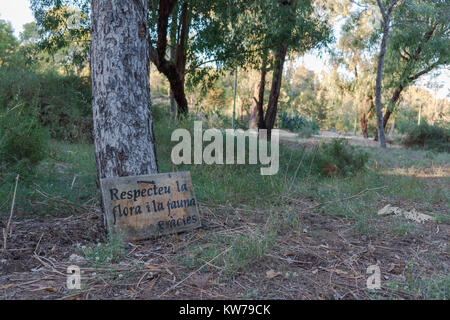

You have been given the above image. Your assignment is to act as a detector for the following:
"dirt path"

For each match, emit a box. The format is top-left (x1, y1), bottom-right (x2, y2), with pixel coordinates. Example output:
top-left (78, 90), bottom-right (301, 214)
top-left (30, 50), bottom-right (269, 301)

top-left (278, 129), bottom-right (401, 148)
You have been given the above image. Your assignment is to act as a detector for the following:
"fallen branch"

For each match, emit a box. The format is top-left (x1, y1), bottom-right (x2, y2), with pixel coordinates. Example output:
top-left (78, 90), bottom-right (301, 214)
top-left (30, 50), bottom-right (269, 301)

top-left (285, 186), bottom-right (387, 211)
top-left (3, 174), bottom-right (19, 255)
top-left (316, 186), bottom-right (387, 208)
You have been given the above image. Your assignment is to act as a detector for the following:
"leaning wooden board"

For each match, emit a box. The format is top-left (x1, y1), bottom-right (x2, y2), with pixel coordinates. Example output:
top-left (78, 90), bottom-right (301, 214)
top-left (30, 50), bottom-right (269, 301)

top-left (100, 171), bottom-right (201, 240)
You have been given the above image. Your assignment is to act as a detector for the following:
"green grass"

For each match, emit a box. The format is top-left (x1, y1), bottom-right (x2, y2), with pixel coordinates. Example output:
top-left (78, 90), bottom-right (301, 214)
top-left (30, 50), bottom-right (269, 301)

top-left (384, 266), bottom-right (450, 300)
top-left (81, 232), bottom-right (127, 266)
top-left (0, 140), bottom-right (97, 217)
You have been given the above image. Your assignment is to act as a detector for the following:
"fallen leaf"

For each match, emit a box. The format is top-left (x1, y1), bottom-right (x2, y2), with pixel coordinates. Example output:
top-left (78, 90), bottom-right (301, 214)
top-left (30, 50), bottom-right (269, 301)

top-left (388, 263), bottom-right (395, 272)
top-left (145, 265), bottom-right (162, 271)
top-left (194, 232), bottom-right (204, 239)
top-left (29, 287), bottom-right (57, 293)
top-left (191, 273), bottom-right (213, 288)
top-left (265, 269), bottom-right (282, 279)
top-left (332, 269), bottom-right (348, 275)
top-left (0, 283), bottom-right (15, 290)
top-left (147, 277), bottom-right (158, 291)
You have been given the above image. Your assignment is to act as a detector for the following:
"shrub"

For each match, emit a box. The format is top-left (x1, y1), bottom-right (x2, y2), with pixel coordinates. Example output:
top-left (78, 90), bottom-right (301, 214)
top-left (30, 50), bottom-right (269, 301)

top-left (402, 121), bottom-right (449, 153)
top-left (278, 112), bottom-right (319, 137)
top-left (0, 67), bottom-right (92, 143)
top-left (0, 104), bottom-right (49, 165)
top-left (313, 139), bottom-right (369, 177)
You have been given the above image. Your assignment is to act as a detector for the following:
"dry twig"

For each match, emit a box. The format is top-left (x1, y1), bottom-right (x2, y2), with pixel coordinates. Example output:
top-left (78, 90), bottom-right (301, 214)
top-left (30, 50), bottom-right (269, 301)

top-left (2, 174), bottom-right (19, 255)
top-left (158, 246), bottom-right (232, 297)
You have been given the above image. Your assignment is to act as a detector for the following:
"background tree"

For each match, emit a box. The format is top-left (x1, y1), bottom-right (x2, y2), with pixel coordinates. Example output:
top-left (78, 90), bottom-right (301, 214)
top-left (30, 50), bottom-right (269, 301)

top-left (229, 0), bottom-right (331, 135)
top-left (381, 0), bottom-right (450, 131)
top-left (374, 0), bottom-right (401, 148)
top-left (0, 19), bottom-right (18, 66)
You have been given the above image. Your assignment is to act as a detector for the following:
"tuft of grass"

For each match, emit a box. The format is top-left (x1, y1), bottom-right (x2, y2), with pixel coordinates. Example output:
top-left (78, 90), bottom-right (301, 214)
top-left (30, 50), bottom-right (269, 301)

top-left (81, 232), bottom-right (126, 266)
top-left (224, 231), bottom-right (276, 274)
top-left (434, 213), bottom-right (450, 224)
top-left (387, 220), bottom-right (420, 237)
top-left (385, 274), bottom-right (450, 300)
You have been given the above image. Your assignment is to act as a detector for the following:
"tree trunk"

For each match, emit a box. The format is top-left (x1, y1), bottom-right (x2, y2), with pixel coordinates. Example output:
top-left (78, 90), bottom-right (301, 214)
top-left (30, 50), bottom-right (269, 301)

top-left (249, 84), bottom-right (259, 129)
top-left (388, 118), bottom-right (395, 137)
top-left (169, 2), bottom-right (178, 118)
top-left (360, 96), bottom-right (373, 139)
top-left (383, 84), bottom-right (403, 130)
top-left (162, 64), bottom-right (189, 114)
top-left (257, 54), bottom-right (268, 130)
top-left (176, 2), bottom-right (189, 81)
top-left (90, 0), bottom-right (158, 182)
top-left (265, 43), bottom-right (288, 136)
top-left (151, 0), bottom-right (189, 115)
top-left (374, 18), bottom-right (390, 148)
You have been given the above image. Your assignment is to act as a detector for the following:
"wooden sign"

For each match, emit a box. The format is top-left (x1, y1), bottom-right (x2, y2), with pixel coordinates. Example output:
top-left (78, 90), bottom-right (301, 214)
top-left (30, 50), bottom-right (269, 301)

top-left (100, 171), bottom-right (201, 240)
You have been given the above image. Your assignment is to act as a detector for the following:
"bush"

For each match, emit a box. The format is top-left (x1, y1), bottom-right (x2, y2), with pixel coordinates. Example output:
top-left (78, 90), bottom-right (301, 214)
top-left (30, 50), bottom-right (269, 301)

top-left (0, 67), bottom-right (92, 143)
top-left (402, 121), bottom-right (449, 153)
top-left (278, 112), bottom-right (319, 137)
top-left (0, 104), bottom-right (49, 175)
top-left (313, 139), bottom-right (369, 177)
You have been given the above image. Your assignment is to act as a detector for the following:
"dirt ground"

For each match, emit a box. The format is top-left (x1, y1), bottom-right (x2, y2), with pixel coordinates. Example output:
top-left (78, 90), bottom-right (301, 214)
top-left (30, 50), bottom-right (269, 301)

top-left (0, 198), bottom-right (448, 300)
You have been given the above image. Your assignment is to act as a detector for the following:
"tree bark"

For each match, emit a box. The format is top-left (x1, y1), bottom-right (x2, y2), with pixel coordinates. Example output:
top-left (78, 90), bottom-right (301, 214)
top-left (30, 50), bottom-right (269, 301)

top-left (176, 2), bottom-right (189, 81)
top-left (256, 54), bottom-right (268, 130)
top-left (382, 85), bottom-right (402, 130)
top-left (360, 95), bottom-right (374, 138)
top-left (374, 0), bottom-right (397, 148)
top-left (90, 0), bottom-right (158, 181)
top-left (388, 118), bottom-right (395, 137)
top-left (265, 43), bottom-right (288, 136)
top-left (169, 2), bottom-right (178, 118)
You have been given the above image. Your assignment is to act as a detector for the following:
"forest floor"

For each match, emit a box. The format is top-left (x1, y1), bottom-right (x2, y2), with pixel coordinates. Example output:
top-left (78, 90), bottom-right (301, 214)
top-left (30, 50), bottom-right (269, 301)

top-left (0, 120), bottom-right (449, 300)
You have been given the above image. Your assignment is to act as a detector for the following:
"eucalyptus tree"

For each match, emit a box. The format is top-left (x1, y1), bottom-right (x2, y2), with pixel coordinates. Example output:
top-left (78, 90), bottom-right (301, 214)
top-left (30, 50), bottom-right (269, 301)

top-left (90, 0), bottom-right (158, 181)
top-left (330, 6), bottom-right (378, 138)
top-left (331, 0), bottom-right (449, 145)
top-left (0, 19), bottom-right (18, 66)
top-left (374, 0), bottom-right (402, 148)
top-left (381, 0), bottom-right (450, 131)
top-left (30, 0), bottom-right (91, 74)
top-left (221, 0), bottom-right (331, 135)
